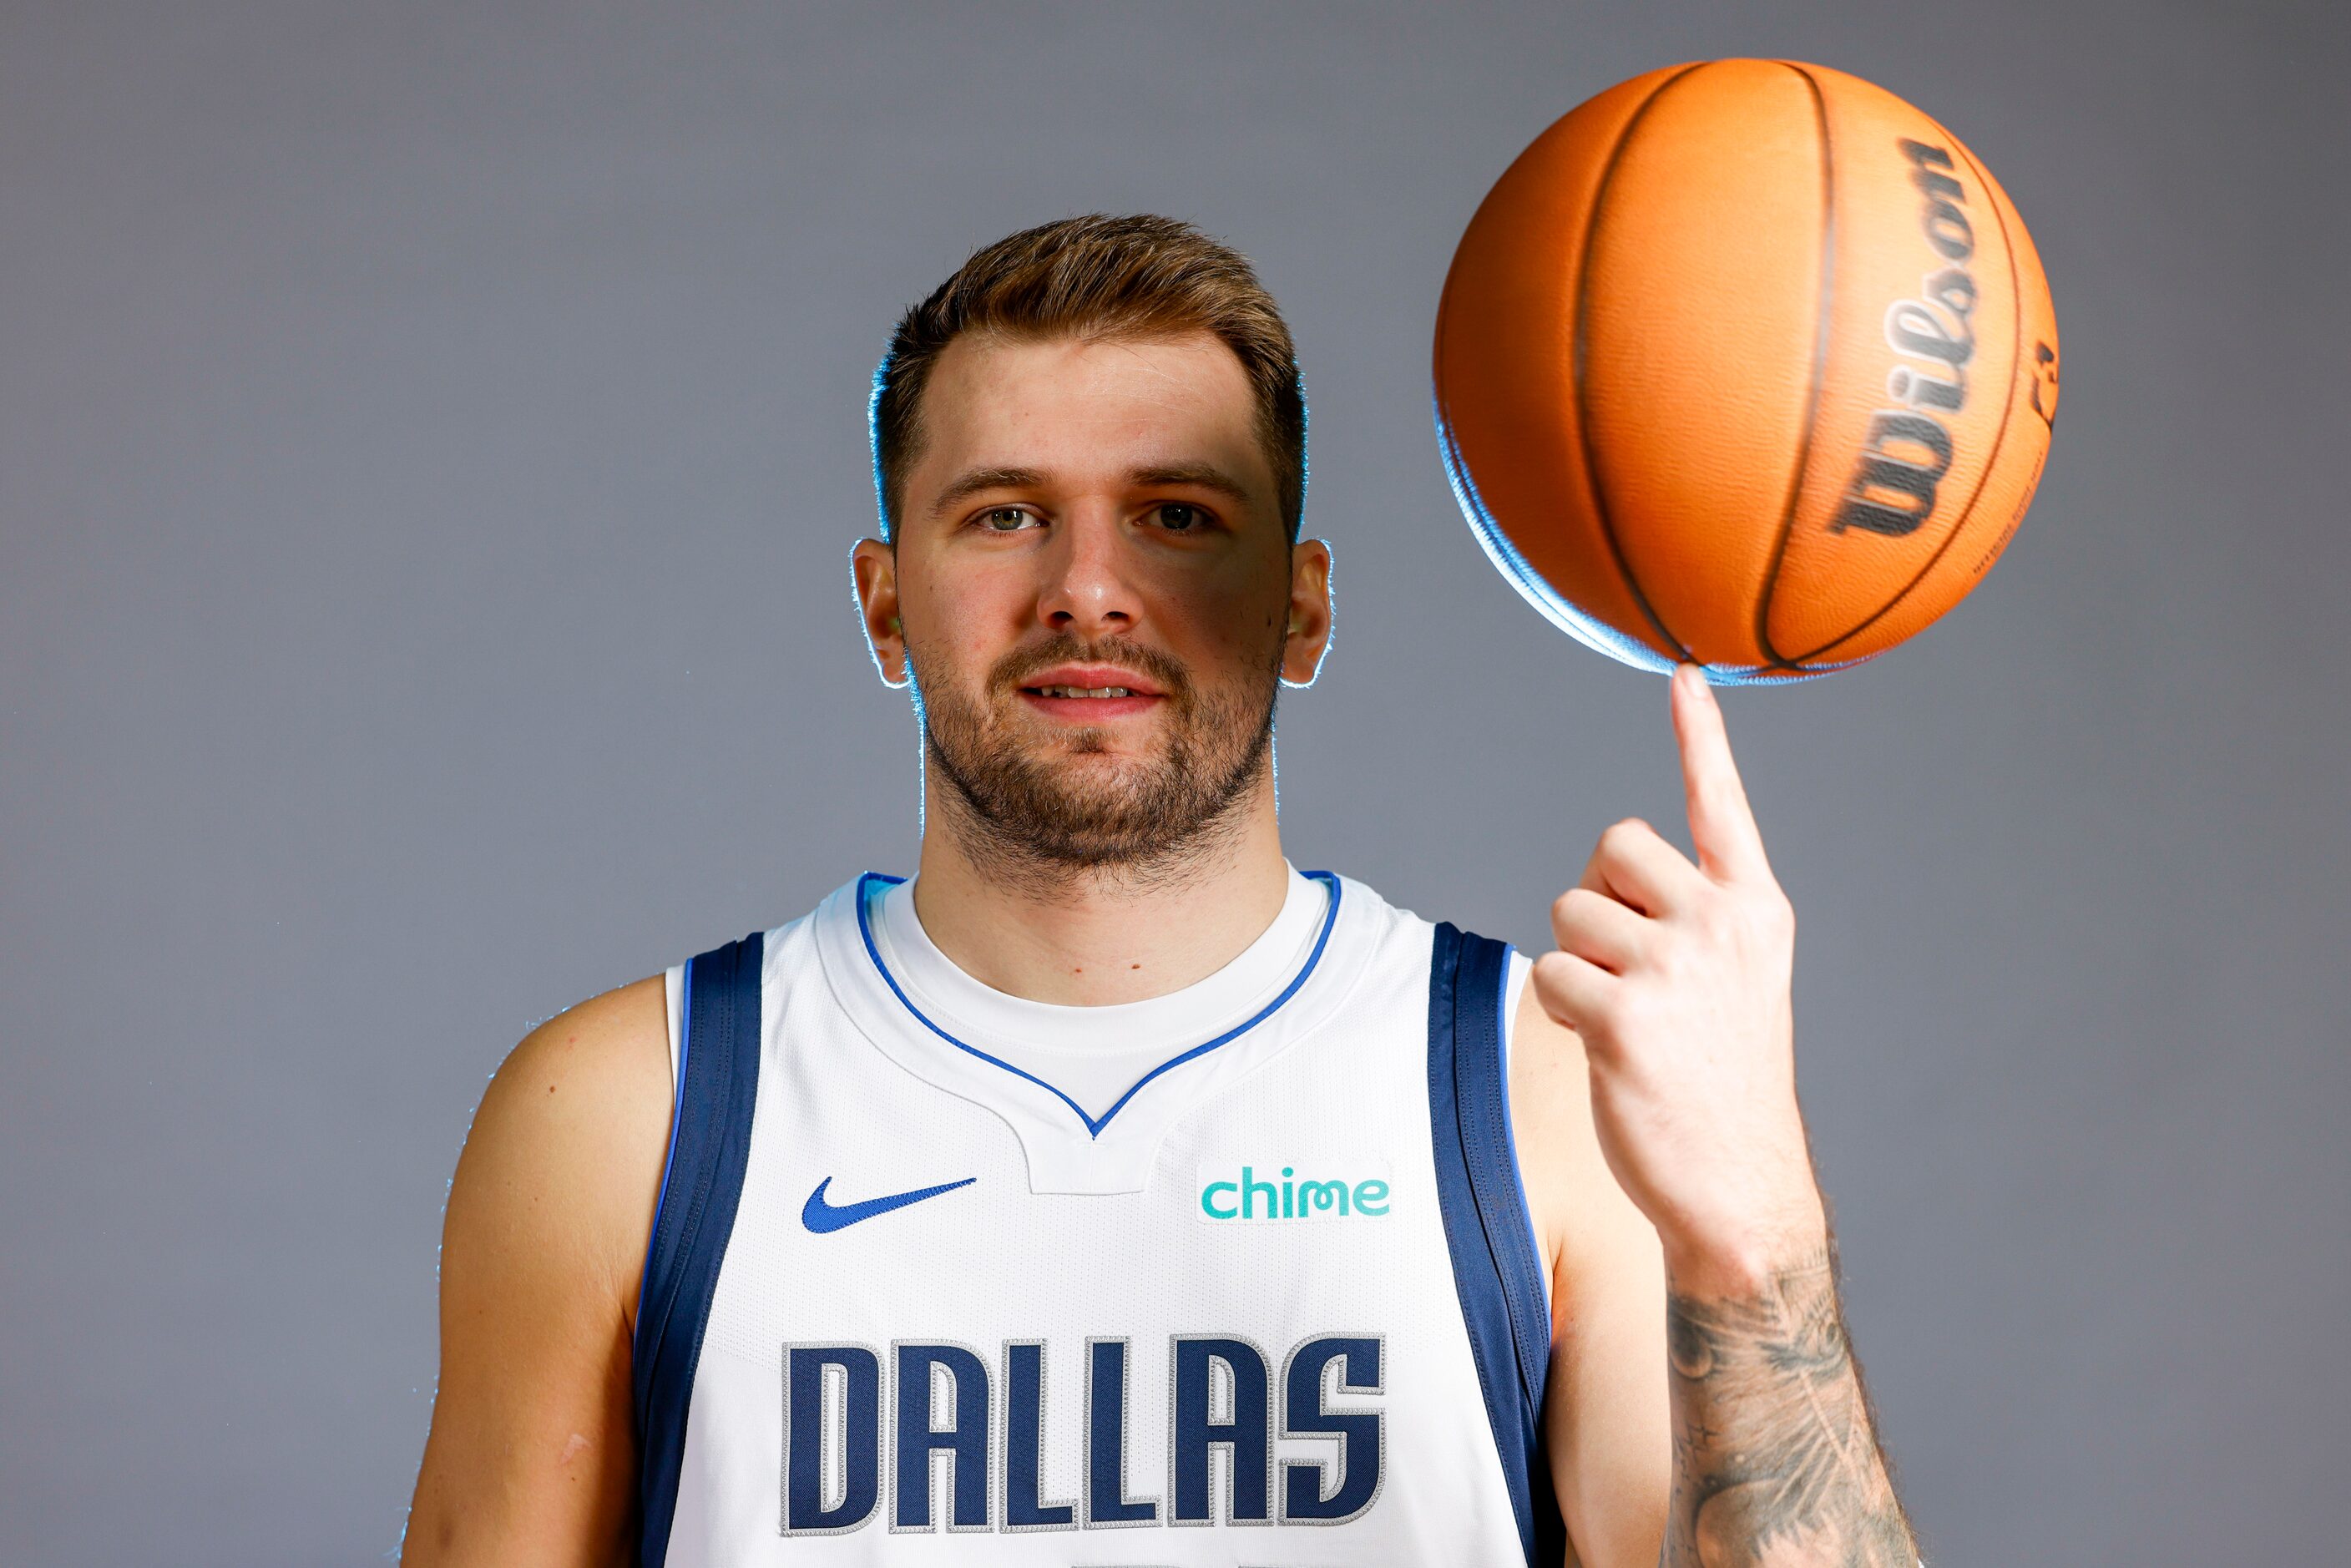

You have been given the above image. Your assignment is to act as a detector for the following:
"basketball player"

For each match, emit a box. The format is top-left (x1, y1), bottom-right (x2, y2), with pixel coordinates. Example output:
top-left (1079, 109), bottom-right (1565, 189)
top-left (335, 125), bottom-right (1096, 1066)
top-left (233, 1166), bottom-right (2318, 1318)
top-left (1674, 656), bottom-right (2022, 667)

top-left (403, 215), bottom-right (1919, 1567)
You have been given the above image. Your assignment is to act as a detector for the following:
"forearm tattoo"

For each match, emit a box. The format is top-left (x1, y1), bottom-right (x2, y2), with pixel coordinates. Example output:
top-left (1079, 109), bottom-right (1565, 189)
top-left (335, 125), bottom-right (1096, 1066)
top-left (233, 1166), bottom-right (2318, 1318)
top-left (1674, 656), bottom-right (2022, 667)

top-left (1662, 1250), bottom-right (1917, 1566)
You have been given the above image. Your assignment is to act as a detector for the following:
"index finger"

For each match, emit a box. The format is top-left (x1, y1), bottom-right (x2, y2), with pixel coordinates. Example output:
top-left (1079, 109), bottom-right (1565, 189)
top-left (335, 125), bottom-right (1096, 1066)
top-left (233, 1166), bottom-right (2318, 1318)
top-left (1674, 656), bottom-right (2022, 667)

top-left (1670, 663), bottom-right (1772, 885)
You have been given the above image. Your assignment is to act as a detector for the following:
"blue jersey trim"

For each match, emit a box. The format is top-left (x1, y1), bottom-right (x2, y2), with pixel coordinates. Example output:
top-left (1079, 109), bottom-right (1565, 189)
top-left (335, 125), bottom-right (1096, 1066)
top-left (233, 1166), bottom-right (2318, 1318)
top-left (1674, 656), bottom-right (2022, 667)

top-left (1494, 949), bottom-right (1551, 1316)
top-left (1426, 923), bottom-right (1563, 1566)
top-left (632, 967), bottom-right (690, 1333)
top-left (631, 932), bottom-right (766, 1568)
top-left (851, 869), bottom-right (1342, 1138)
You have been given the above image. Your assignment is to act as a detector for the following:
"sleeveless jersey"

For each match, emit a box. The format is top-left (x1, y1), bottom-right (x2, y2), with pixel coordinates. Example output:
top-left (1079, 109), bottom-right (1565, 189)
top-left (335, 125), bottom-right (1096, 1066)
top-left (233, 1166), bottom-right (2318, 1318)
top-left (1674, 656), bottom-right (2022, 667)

top-left (629, 869), bottom-right (1563, 1565)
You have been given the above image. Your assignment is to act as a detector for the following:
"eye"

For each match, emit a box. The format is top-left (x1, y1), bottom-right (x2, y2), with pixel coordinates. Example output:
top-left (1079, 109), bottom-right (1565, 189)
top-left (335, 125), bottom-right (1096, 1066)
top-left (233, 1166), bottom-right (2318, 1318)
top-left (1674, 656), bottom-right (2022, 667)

top-left (979, 505), bottom-right (1040, 533)
top-left (1148, 503), bottom-right (1210, 533)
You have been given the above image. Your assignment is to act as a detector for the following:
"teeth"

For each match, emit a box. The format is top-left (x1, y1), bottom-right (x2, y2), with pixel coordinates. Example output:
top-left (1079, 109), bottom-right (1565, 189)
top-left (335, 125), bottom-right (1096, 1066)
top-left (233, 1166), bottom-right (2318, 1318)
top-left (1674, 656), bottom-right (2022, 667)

top-left (1035, 685), bottom-right (1135, 699)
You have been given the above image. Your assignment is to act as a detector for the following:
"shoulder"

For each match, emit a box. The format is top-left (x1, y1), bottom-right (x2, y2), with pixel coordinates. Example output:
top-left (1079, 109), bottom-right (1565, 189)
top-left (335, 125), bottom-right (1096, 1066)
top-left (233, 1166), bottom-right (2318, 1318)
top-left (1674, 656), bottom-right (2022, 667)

top-left (498, 972), bottom-right (670, 1090)
top-left (476, 974), bottom-right (672, 1168)
top-left (449, 974), bottom-right (675, 1322)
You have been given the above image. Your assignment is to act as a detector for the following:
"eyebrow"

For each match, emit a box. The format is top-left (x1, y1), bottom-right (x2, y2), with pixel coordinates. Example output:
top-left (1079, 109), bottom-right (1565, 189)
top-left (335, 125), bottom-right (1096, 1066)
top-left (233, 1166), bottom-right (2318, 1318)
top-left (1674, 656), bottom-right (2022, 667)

top-left (1125, 463), bottom-right (1252, 504)
top-left (928, 465), bottom-right (1049, 516)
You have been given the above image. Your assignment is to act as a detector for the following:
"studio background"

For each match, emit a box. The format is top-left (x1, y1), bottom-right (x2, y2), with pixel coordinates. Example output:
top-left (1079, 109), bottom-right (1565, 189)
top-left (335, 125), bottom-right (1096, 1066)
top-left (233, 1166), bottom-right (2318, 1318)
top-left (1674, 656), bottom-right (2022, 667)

top-left (4, 2), bottom-right (2344, 1561)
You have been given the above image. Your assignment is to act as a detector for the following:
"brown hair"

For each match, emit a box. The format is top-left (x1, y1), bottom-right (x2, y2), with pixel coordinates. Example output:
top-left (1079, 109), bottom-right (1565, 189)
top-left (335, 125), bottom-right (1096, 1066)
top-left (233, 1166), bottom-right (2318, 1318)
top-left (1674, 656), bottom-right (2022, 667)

top-left (871, 214), bottom-right (1307, 542)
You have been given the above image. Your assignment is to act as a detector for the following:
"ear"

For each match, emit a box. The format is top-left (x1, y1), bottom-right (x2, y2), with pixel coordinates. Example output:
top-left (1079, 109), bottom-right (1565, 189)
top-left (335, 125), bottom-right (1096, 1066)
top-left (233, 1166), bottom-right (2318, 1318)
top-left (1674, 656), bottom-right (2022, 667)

top-left (850, 538), bottom-right (911, 689)
top-left (1280, 538), bottom-right (1334, 687)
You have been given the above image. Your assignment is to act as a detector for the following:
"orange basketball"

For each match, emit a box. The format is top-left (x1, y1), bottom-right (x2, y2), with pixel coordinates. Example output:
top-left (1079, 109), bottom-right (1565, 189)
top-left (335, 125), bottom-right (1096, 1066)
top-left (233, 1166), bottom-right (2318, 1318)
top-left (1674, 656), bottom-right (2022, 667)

top-left (1434, 60), bottom-right (2060, 680)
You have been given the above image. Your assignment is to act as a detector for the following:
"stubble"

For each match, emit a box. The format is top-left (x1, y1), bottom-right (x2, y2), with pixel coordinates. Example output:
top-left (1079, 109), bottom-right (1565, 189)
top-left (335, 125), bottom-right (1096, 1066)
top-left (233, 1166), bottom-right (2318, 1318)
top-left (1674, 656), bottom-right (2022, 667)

top-left (912, 630), bottom-right (1282, 896)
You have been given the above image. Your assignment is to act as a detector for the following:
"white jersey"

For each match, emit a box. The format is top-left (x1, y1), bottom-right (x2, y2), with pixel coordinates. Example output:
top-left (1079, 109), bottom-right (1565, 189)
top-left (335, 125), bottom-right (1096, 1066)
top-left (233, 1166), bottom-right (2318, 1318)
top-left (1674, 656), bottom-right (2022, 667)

top-left (630, 867), bottom-right (1562, 1565)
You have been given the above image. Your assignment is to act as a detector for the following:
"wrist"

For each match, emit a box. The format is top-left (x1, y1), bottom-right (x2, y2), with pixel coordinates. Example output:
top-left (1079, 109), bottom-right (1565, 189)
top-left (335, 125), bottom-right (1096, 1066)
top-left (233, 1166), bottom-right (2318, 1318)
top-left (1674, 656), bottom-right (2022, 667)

top-left (1658, 1193), bottom-right (1831, 1299)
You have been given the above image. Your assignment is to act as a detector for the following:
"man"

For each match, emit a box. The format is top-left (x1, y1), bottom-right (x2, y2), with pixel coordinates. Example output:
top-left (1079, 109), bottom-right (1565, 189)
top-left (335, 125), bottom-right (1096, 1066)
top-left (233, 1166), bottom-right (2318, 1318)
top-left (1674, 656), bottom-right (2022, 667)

top-left (404, 215), bottom-right (1917, 1566)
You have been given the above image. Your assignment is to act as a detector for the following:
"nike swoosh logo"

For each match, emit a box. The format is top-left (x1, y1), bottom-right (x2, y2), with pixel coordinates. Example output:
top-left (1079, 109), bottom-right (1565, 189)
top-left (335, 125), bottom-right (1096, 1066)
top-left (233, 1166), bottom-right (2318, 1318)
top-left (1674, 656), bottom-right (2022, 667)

top-left (801, 1175), bottom-right (976, 1234)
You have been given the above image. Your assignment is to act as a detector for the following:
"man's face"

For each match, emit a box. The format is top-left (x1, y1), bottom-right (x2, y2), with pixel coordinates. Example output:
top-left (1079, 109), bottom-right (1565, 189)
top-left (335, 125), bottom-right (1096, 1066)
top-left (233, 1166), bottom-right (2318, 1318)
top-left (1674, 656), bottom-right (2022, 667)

top-left (852, 331), bottom-right (1331, 872)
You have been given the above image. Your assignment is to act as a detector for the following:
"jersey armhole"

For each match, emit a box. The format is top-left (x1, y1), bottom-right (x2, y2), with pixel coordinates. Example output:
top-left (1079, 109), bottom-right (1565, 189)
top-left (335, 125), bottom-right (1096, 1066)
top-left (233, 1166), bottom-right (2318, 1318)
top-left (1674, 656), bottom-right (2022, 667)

top-left (1496, 948), bottom-right (1553, 1320)
top-left (635, 964), bottom-right (688, 1332)
top-left (1428, 923), bottom-right (1563, 1565)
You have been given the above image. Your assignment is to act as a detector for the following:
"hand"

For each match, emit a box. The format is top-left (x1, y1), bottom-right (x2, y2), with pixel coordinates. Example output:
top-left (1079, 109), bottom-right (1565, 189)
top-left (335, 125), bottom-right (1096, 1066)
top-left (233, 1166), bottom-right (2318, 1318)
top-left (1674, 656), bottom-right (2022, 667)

top-left (1529, 664), bottom-right (1826, 1293)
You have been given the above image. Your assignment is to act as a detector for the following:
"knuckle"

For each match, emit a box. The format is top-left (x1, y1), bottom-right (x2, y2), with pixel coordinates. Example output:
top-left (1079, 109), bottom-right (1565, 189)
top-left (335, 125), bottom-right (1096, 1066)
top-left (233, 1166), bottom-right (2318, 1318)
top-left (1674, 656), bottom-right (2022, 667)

top-left (1604, 817), bottom-right (1652, 847)
top-left (1529, 951), bottom-right (1579, 998)
top-left (1557, 886), bottom-right (1604, 923)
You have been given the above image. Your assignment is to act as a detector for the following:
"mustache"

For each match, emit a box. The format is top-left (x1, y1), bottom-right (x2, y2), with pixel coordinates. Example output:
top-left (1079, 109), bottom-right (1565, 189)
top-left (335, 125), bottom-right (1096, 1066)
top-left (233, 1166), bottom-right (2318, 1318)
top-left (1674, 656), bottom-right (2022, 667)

top-left (987, 635), bottom-right (1194, 704)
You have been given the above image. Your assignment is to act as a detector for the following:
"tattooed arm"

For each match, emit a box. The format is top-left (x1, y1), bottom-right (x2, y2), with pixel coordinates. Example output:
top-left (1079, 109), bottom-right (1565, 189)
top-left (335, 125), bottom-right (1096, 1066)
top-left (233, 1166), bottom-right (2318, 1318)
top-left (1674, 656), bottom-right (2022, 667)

top-left (1529, 667), bottom-right (1918, 1566)
top-left (1663, 1247), bottom-right (1914, 1565)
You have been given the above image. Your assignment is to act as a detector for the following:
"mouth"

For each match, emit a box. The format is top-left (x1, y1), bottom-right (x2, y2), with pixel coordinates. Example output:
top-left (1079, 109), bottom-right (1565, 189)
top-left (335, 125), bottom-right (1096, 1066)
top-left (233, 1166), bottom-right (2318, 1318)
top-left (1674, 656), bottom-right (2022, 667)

top-left (1014, 663), bottom-right (1169, 722)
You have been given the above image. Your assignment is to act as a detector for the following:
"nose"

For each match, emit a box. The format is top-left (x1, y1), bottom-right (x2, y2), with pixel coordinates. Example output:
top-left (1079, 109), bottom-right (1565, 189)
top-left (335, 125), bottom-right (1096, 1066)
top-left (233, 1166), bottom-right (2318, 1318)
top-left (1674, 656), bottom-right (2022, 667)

top-left (1034, 507), bottom-right (1139, 638)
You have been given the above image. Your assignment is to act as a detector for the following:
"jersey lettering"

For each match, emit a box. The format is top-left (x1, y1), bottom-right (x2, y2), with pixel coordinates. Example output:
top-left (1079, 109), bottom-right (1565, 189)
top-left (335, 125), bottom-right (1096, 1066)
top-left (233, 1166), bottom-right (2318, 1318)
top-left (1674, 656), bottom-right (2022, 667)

top-left (780, 1345), bottom-right (882, 1535)
top-left (891, 1343), bottom-right (988, 1530)
top-left (780, 1333), bottom-right (1386, 1537)
top-left (1171, 1336), bottom-right (1272, 1523)
top-left (1282, 1336), bottom-right (1385, 1523)
top-left (1084, 1337), bottom-right (1157, 1525)
top-left (1002, 1340), bottom-right (1075, 1529)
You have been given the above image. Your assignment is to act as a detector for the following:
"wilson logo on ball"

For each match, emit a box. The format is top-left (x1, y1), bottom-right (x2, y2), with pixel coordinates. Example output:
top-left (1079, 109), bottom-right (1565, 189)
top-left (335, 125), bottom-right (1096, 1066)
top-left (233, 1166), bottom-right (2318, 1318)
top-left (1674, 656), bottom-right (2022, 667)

top-left (1832, 138), bottom-right (1979, 540)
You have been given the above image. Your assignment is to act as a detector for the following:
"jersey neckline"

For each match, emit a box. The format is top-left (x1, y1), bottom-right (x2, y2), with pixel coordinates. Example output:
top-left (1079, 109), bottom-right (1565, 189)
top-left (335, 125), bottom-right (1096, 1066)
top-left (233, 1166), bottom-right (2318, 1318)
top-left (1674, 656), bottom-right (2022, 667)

top-left (809, 868), bottom-right (1389, 1195)
top-left (851, 868), bottom-right (1342, 1137)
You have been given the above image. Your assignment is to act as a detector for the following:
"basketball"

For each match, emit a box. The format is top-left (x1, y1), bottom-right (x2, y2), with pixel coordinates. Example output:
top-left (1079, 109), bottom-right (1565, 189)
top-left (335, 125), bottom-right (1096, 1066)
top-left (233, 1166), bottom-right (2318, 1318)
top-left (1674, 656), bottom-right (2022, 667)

top-left (1434, 59), bottom-right (2060, 681)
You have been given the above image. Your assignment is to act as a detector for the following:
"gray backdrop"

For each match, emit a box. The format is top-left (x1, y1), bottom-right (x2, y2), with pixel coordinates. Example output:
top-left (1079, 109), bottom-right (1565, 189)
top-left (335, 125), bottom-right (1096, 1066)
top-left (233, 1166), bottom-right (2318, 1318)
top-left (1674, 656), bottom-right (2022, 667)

top-left (3, 2), bottom-right (2344, 1562)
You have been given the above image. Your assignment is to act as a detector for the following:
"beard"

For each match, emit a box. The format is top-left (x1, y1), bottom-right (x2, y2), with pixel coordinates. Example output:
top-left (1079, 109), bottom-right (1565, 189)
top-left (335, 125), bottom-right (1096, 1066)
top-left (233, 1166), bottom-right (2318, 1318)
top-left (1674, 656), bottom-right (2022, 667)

top-left (910, 630), bottom-right (1282, 886)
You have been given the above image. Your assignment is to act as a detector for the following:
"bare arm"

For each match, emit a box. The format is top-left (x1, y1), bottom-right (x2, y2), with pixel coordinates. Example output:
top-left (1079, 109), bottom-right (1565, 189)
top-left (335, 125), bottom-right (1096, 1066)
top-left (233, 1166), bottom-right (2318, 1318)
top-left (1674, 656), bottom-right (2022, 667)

top-left (1511, 990), bottom-right (1670, 1568)
top-left (402, 976), bottom-right (673, 1567)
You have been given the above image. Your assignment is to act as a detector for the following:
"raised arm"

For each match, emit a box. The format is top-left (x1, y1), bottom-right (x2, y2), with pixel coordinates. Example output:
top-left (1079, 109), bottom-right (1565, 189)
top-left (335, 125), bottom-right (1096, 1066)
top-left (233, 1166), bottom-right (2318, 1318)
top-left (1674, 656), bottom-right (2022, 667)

top-left (402, 976), bottom-right (673, 1567)
top-left (1530, 665), bottom-right (1916, 1566)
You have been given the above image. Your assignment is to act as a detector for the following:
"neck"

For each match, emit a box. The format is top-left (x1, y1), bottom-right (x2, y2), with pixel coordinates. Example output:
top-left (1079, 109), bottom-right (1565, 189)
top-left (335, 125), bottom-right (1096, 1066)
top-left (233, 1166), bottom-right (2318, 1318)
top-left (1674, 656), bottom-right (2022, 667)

top-left (909, 764), bottom-right (1292, 1006)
